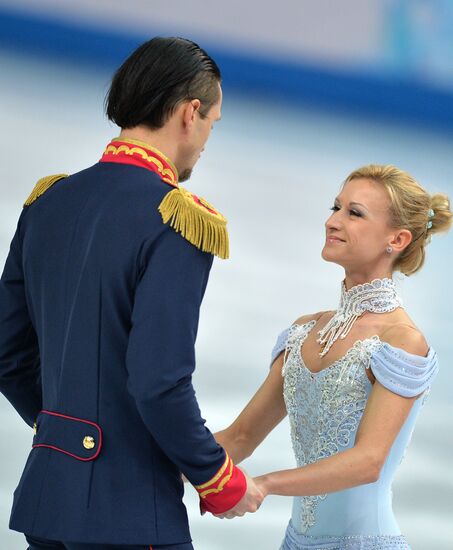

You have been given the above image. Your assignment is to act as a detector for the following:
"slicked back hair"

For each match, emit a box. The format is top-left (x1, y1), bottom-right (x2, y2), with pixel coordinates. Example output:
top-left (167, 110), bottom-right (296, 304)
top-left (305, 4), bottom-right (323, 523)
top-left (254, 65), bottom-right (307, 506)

top-left (106, 37), bottom-right (221, 130)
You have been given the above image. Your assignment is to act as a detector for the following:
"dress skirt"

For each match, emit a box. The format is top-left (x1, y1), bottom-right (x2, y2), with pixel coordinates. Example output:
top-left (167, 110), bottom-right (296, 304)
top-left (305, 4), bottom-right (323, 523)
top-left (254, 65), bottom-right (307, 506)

top-left (279, 520), bottom-right (410, 550)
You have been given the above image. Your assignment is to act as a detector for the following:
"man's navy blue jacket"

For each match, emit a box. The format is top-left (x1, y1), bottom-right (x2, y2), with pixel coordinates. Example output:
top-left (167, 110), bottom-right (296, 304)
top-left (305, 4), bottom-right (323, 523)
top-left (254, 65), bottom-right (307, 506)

top-left (0, 158), bottom-right (228, 546)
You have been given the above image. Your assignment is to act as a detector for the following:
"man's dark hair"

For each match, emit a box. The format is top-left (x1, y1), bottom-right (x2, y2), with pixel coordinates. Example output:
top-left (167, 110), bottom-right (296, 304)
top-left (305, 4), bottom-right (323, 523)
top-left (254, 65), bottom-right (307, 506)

top-left (106, 37), bottom-right (221, 130)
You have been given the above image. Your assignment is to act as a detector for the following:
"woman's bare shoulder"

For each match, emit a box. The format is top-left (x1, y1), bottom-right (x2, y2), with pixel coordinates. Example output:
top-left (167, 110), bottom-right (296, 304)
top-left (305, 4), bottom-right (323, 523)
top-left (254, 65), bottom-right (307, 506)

top-left (380, 323), bottom-right (429, 357)
top-left (293, 310), bottom-right (333, 327)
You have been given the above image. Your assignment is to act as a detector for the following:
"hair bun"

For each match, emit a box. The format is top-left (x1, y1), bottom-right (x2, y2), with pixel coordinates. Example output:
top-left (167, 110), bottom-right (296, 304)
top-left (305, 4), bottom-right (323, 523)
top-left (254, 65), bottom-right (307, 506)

top-left (344, 164), bottom-right (452, 276)
top-left (429, 193), bottom-right (452, 236)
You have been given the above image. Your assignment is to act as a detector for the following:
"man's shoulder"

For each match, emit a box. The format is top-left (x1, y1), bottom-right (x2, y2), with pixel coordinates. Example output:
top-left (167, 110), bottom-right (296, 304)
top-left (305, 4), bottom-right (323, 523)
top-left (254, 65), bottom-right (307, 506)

top-left (22, 164), bottom-right (171, 245)
top-left (92, 162), bottom-right (169, 199)
top-left (74, 163), bottom-right (171, 222)
top-left (23, 164), bottom-right (228, 259)
top-left (23, 163), bottom-right (168, 207)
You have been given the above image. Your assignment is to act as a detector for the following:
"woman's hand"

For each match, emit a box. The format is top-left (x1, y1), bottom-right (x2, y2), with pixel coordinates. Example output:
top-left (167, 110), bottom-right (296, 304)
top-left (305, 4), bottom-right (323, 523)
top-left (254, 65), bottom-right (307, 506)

top-left (213, 472), bottom-right (265, 519)
top-left (253, 474), bottom-right (270, 499)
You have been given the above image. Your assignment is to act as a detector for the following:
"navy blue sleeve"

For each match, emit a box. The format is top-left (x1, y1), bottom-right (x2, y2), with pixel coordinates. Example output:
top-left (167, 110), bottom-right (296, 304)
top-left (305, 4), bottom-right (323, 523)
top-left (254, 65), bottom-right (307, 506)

top-left (125, 227), bottom-right (226, 485)
top-left (0, 210), bottom-right (41, 427)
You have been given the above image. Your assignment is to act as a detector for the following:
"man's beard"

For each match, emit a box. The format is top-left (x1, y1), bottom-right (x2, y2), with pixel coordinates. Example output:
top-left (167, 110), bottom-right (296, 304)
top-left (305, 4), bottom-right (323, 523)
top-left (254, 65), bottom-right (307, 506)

top-left (178, 167), bottom-right (193, 183)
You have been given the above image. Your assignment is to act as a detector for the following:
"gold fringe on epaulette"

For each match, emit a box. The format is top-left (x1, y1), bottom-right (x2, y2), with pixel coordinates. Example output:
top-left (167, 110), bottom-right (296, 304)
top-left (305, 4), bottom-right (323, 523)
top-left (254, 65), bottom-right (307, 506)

top-left (158, 188), bottom-right (229, 259)
top-left (24, 174), bottom-right (68, 206)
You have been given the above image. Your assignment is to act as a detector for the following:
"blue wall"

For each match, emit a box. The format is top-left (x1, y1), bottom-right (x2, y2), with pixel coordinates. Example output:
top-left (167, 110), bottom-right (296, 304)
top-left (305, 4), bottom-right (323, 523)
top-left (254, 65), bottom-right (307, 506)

top-left (1, 8), bottom-right (453, 133)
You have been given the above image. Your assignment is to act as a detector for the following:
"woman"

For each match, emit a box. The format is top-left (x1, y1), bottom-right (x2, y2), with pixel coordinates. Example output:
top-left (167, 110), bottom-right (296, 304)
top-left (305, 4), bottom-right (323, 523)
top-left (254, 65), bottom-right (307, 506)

top-left (214, 165), bottom-right (452, 549)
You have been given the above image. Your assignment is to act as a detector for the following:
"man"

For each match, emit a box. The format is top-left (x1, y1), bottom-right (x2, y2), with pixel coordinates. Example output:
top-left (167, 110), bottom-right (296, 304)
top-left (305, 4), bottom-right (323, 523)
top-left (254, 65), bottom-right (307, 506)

top-left (0, 37), bottom-right (263, 550)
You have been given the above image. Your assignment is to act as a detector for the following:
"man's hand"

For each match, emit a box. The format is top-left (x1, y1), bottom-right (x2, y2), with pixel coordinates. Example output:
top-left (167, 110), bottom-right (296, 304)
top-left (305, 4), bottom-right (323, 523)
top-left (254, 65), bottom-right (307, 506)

top-left (213, 473), bottom-right (264, 519)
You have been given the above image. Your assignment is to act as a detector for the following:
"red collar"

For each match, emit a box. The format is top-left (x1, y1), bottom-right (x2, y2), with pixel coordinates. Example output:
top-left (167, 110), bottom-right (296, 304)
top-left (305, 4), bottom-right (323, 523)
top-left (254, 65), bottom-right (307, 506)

top-left (100, 138), bottom-right (179, 188)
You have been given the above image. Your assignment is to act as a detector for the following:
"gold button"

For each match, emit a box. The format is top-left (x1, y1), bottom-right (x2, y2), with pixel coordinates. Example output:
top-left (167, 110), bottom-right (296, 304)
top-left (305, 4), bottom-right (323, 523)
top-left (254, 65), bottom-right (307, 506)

top-left (83, 436), bottom-right (95, 450)
top-left (33, 422), bottom-right (37, 434)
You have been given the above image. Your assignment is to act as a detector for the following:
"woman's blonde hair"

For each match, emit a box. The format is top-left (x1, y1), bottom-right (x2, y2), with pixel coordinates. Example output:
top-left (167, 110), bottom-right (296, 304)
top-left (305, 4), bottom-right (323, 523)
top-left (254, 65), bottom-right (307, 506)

top-left (344, 164), bottom-right (452, 276)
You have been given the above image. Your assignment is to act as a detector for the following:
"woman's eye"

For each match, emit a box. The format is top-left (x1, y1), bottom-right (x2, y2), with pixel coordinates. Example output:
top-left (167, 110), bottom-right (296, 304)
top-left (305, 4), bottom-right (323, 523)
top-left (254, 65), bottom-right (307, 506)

top-left (329, 205), bottom-right (361, 217)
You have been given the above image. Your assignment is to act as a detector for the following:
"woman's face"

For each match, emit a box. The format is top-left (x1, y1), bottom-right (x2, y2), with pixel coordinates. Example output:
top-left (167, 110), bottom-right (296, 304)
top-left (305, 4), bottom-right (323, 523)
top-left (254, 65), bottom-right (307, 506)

top-left (321, 178), bottom-right (396, 271)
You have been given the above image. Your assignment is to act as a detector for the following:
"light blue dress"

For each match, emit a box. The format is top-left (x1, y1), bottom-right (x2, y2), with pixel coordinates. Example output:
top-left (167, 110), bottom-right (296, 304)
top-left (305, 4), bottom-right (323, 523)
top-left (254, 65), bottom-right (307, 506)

top-left (271, 321), bottom-right (439, 550)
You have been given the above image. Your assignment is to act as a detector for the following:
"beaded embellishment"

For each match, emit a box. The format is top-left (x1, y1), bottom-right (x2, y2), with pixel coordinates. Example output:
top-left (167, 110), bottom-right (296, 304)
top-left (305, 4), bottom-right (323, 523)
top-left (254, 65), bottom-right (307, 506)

top-left (283, 321), bottom-right (383, 532)
top-left (317, 278), bottom-right (403, 357)
top-left (283, 520), bottom-right (410, 549)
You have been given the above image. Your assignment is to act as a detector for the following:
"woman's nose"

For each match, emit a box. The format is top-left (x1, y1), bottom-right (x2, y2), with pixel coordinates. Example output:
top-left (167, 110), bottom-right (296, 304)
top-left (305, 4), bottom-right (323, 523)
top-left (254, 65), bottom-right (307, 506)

top-left (325, 213), bottom-right (342, 230)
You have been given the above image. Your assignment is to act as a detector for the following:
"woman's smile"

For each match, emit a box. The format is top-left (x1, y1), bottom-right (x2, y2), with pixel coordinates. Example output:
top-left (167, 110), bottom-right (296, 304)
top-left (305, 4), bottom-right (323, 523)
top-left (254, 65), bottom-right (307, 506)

top-left (326, 235), bottom-right (346, 244)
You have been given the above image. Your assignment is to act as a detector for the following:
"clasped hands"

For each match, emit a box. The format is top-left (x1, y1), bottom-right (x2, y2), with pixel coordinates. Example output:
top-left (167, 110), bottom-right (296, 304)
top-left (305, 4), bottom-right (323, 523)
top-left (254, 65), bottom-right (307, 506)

top-left (212, 472), bottom-right (267, 520)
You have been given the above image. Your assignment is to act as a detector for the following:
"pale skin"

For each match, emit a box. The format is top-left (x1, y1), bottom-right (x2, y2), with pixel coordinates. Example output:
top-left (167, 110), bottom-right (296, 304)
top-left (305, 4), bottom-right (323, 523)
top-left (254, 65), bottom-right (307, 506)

top-left (119, 83), bottom-right (264, 516)
top-left (214, 178), bottom-right (430, 519)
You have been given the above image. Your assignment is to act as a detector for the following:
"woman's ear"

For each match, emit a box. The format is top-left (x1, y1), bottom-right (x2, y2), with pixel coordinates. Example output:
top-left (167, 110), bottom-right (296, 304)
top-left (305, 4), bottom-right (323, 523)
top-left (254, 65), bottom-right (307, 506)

top-left (389, 228), bottom-right (413, 254)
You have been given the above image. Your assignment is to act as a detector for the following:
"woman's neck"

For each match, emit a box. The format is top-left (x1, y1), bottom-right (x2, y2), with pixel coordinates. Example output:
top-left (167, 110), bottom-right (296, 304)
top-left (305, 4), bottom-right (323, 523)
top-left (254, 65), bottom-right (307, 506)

top-left (343, 270), bottom-right (393, 291)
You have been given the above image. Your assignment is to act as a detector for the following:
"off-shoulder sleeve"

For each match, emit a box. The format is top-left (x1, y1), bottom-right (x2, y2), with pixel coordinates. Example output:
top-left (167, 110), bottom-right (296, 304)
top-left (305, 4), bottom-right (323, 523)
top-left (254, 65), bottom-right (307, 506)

top-left (270, 327), bottom-right (291, 366)
top-left (369, 342), bottom-right (439, 398)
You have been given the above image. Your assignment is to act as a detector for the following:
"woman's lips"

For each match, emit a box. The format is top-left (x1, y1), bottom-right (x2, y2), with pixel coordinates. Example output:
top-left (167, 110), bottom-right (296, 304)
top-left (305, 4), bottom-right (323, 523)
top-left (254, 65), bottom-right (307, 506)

top-left (326, 236), bottom-right (345, 244)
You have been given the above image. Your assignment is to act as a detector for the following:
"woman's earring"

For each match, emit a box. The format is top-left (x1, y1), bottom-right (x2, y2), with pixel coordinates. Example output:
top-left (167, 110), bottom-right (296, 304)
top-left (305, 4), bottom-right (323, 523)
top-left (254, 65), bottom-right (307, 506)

top-left (386, 246), bottom-right (393, 254)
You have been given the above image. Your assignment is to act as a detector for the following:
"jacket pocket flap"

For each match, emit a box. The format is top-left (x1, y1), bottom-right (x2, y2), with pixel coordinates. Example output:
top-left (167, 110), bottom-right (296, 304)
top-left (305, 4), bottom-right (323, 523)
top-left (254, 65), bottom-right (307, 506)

top-left (32, 410), bottom-right (102, 461)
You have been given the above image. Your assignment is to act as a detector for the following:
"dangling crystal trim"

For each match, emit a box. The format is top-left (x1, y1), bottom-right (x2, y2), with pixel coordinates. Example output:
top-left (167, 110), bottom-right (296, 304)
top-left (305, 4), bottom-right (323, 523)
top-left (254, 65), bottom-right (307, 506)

top-left (316, 278), bottom-right (403, 357)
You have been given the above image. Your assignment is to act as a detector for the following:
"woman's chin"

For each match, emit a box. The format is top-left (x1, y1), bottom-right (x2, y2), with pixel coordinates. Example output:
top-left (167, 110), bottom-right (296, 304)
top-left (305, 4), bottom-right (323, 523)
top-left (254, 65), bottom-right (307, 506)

top-left (321, 247), bottom-right (343, 265)
top-left (321, 247), bottom-right (335, 261)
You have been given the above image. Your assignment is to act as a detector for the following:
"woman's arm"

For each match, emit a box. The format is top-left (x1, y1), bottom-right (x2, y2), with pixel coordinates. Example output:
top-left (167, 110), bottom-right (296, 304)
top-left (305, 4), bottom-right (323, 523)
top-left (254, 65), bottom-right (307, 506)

top-left (215, 312), bottom-right (325, 464)
top-left (214, 352), bottom-right (287, 464)
top-left (253, 326), bottom-right (429, 498)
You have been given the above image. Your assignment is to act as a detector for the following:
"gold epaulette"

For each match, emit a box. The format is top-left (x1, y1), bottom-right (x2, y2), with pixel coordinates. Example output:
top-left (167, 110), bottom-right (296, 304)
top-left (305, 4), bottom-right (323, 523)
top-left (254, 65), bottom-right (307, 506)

top-left (158, 187), bottom-right (229, 259)
top-left (24, 174), bottom-right (68, 207)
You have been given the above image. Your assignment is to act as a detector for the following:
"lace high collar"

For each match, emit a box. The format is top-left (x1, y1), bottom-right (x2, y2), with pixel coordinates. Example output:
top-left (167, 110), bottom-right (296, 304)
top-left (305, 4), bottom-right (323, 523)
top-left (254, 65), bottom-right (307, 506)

top-left (316, 278), bottom-right (403, 357)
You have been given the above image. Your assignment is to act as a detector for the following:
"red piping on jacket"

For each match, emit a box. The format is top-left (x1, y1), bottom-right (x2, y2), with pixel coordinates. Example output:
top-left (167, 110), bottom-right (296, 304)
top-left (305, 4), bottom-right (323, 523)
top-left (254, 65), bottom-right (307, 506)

top-left (32, 409), bottom-right (103, 461)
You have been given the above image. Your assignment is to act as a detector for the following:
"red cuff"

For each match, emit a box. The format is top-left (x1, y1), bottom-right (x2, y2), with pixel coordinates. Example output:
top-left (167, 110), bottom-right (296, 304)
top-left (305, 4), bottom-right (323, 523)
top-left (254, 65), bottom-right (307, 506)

top-left (194, 454), bottom-right (247, 515)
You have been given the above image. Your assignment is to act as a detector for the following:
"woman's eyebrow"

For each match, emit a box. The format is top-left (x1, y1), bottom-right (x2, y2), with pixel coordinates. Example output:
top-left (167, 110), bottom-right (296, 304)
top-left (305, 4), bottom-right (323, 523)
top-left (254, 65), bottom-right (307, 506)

top-left (335, 199), bottom-right (369, 212)
top-left (350, 201), bottom-right (368, 211)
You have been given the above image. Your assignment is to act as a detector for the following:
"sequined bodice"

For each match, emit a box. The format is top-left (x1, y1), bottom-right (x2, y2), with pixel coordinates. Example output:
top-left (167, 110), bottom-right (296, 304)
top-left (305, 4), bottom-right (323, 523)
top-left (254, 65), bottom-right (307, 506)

top-left (283, 321), bottom-right (389, 533)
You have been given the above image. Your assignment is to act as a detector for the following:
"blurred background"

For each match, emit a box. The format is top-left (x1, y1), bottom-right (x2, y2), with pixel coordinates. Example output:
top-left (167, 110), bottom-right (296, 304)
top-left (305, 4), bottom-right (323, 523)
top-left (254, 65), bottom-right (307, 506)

top-left (0, 1), bottom-right (452, 549)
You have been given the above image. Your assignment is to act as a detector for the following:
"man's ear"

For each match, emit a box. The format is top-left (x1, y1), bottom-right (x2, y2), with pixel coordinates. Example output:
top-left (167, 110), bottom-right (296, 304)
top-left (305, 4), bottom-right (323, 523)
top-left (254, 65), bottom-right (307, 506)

top-left (182, 99), bottom-right (201, 128)
top-left (389, 228), bottom-right (413, 254)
